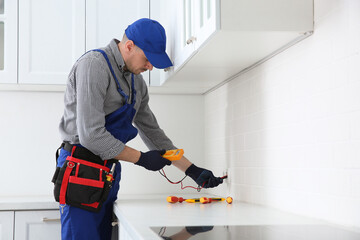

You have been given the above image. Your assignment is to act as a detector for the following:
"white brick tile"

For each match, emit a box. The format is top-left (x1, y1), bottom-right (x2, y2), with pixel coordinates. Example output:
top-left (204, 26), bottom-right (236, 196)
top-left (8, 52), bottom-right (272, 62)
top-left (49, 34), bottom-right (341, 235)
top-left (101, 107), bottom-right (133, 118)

top-left (334, 82), bottom-right (360, 113)
top-left (296, 169), bottom-right (320, 193)
top-left (234, 79), bottom-right (251, 101)
top-left (306, 193), bottom-right (337, 222)
top-left (245, 94), bottom-right (263, 115)
top-left (331, 57), bottom-right (349, 89)
top-left (228, 134), bottom-right (245, 152)
top-left (350, 111), bottom-right (360, 140)
top-left (244, 131), bottom-right (261, 150)
top-left (237, 150), bottom-right (252, 163)
top-left (348, 53), bottom-right (360, 84)
top-left (350, 170), bottom-right (360, 197)
top-left (312, 115), bottom-right (350, 143)
top-left (304, 144), bottom-right (334, 168)
top-left (233, 101), bottom-right (246, 120)
top-left (305, 65), bottom-right (335, 96)
top-left (262, 83), bottom-right (293, 110)
top-left (244, 168), bottom-right (262, 186)
top-left (305, 91), bottom-right (335, 120)
top-left (334, 141), bottom-right (360, 169)
top-left (334, 197), bottom-right (360, 227)
top-left (290, 77), bottom-right (309, 100)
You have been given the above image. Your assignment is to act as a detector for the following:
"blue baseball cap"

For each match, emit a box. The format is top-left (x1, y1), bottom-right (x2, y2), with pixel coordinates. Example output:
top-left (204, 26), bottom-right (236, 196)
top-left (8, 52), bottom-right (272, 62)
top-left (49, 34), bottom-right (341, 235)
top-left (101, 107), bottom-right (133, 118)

top-left (125, 18), bottom-right (173, 69)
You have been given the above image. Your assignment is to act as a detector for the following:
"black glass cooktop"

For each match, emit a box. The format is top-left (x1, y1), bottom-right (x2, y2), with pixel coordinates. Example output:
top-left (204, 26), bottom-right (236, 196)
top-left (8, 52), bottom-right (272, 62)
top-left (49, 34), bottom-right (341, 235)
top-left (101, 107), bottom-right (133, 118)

top-left (151, 225), bottom-right (360, 240)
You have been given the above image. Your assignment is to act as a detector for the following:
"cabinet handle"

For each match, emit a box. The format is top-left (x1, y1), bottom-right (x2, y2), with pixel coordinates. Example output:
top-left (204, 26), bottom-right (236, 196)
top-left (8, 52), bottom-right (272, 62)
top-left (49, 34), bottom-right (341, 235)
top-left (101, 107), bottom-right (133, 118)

top-left (164, 67), bottom-right (172, 72)
top-left (186, 36), bottom-right (197, 44)
top-left (42, 217), bottom-right (61, 222)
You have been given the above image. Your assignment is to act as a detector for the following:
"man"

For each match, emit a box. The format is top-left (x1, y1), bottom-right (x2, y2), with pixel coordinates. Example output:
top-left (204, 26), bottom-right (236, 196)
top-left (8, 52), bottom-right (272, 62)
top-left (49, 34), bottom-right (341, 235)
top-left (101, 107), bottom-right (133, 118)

top-left (56, 18), bottom-right (223, 240)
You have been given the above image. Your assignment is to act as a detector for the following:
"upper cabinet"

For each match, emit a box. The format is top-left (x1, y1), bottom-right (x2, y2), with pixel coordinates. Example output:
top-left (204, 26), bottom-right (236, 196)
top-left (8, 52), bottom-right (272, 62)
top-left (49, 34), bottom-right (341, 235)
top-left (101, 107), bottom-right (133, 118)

top-left (18, 0), bottom-right (86, 85)
top-left (149, 0), bottom-right (314, 94)
top-left (86, 0), bottom-right (150, 85)
top-left (1, 0), bottom-right (313, 92)
top-left (14, 0), bottom-right (149, 86)
top-left (0, 0), bottom-right (17, 84)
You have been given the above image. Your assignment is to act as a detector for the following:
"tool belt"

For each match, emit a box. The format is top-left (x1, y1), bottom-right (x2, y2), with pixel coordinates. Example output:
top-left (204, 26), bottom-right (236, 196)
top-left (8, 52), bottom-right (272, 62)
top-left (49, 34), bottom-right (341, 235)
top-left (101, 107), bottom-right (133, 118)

top-left (51, 142), bottom-right (117, 212)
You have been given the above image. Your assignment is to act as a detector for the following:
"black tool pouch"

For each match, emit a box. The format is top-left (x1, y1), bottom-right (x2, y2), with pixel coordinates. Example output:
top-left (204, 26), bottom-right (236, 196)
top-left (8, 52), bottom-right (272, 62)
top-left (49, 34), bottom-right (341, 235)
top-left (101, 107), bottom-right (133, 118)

top-left (52, 144), bottom-right (114, 212)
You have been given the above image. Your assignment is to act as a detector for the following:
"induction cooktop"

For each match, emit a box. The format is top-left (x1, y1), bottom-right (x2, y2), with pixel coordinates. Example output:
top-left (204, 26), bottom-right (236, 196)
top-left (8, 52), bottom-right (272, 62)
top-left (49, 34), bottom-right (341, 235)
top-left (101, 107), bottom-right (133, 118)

top-left (151, 225), bottom-right (360, 240)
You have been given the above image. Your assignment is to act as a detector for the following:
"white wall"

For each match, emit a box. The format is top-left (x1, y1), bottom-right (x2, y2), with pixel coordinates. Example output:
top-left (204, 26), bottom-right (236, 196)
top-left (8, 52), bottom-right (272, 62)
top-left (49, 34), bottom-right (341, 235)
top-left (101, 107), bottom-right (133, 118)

top-left (205, 0), bottom-right (360, 228)
top-left (0, 91), bottom-right (203, 197)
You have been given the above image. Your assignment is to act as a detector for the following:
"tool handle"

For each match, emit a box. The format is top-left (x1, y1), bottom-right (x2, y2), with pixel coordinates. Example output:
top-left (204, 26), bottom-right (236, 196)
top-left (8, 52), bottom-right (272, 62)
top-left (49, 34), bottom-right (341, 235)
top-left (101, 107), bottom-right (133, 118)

top-left (209, 198), bottom-right (225, 202)
top-left (185, 199), bottom-right (200, 203)
top-left (167, 196), bottom-right (184, 203)
top-left (162, 149), bottom-right (184, 161)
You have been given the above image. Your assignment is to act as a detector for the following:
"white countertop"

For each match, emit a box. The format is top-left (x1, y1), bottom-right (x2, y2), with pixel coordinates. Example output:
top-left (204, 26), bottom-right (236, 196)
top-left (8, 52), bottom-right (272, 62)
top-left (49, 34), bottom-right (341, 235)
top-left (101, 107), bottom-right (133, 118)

top-left (0, 196), bottom-right (58, 211)
top-left (113, 194), bottom-right (337, 240)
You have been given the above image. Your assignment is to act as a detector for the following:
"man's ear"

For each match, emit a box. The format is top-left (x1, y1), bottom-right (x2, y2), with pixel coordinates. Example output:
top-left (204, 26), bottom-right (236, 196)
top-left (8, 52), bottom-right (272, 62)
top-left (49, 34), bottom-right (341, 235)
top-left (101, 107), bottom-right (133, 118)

top-left (125, 40), bottom-right (135, 52)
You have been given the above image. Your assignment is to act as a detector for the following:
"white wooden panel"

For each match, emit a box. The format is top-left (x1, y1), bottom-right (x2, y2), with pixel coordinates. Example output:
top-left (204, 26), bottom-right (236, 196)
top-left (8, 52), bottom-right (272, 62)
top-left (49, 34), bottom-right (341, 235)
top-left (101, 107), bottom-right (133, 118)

top-left (173, 0), bottom-right (196, 72)
top-left (14, 210), bottom-right (61, 240)
top-left (0, 211), bottom-right (14, 240)
top-left (86, 0), bottom-right (150, 85)
top-left (149, 0), bottom-right (176, 86)
top-left (194, 0), bottom-right (219, 50)
top-left (18, 0), bottom-right (86, 85)
top-left (0, 0), bottom-right (17, 83)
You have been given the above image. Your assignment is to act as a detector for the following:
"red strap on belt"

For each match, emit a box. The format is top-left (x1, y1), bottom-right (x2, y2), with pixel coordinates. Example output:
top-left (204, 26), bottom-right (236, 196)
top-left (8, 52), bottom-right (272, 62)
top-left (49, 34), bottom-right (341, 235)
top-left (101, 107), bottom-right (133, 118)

top-left (66, 156), bottom-right (110, 172)
top-left (59, 161), bottom-right (75, 205)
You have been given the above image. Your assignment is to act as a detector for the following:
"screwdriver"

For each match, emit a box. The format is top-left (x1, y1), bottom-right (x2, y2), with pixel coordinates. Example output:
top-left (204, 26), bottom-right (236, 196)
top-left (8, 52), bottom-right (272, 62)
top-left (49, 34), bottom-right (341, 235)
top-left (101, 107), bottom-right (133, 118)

top-left (200, 197), bottom-right (233, 204)
top-left (166, 196), bottom-right (200, 203)
top-left (106, 163), bottom-right (116, 182)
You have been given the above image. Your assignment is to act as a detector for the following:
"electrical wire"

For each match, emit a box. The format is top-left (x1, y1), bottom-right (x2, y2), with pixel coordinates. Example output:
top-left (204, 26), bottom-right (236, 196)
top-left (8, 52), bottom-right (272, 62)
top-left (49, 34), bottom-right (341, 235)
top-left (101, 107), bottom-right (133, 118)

top-left (158, 169), bottom-right (203, 192)
top-left (159, 169), bottom-right (228, 192)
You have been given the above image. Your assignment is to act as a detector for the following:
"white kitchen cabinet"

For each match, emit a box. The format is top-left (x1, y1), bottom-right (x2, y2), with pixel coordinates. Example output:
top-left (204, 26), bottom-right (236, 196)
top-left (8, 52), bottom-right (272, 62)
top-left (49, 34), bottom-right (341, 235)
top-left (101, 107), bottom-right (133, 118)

top-left (172, 0), bottom-right (197, 72)
top-left (0, 0), bottom-right (17, 84)
top-left (0, 211), bottom-right (14, 240)
top-left (86, 0), bottom-right (150, 85)
top-left (148, 0), bottom-right (175, 86)
top-left (18, 0), bottom-right (86, 85)
top-left (150, 0), bottom-right (314, 94)
top-left (14, 210), bottom-right (61, 240)
top-left (193, 0), bottom-right (218, 49)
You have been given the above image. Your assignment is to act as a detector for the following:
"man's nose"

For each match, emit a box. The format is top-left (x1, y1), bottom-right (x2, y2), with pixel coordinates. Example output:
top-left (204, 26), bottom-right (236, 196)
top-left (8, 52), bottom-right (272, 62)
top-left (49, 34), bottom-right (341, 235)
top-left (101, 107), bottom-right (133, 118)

top-left (146, 62), bottom-right (153, 71)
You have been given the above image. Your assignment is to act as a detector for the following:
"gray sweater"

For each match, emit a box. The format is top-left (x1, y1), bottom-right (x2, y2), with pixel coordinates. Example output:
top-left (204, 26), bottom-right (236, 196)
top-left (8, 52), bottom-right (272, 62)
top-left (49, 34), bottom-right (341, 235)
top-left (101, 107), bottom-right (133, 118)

top-left (59, 39), bottom-right (175, 160)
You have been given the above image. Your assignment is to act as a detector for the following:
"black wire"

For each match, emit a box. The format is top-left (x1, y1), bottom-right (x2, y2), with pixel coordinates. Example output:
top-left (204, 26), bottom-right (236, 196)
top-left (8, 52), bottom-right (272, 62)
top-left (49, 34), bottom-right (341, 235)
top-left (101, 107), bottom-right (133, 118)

top-left (158, 170), bottom-right (188, 184)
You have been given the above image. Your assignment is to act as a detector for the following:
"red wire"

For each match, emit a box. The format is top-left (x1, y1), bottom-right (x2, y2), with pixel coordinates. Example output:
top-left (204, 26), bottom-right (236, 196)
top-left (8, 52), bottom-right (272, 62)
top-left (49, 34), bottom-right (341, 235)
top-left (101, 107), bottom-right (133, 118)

top-left (159, 169), bottom-right (227, 192)
top-left (159, 169), bottom-right (203, 191)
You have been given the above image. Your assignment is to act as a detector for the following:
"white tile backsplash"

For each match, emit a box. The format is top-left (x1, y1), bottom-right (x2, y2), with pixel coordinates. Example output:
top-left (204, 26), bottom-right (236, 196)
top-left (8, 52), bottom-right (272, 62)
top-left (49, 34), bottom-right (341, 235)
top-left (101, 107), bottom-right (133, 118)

top-left (205, 0), bottom-right (360, 228)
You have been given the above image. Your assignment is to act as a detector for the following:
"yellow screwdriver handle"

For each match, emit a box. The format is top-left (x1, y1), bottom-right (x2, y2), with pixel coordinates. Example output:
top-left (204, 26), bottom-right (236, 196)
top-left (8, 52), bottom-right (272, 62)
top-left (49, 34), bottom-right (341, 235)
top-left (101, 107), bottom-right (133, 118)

top-left (163, 149), bottom-right (184, 161)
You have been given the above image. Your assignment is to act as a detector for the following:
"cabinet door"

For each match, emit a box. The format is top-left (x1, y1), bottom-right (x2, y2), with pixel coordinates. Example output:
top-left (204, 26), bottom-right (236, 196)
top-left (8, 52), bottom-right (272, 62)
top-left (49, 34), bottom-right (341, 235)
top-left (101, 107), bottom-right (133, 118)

top-left (194, 0), bottom-right (219, 49)
top-left (86, 0), bottom-right (150, 85)
top-left (0, 0), bottom-right (17, 83)
top-left (149, 0), bottom-right (176, 86)
top-left (14, 210), bottom-right (61, 240)
top-left (0, 211), bottom-right (14, 240)
top-left (172, 0), bottom-right (196, 72)
top-left (18, 0), bottom-right (86, 85)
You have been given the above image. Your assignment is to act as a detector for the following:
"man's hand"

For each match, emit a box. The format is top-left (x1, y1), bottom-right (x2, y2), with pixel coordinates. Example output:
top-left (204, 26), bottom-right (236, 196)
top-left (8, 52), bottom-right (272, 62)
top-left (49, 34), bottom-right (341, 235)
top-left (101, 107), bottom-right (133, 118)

top-left (185, 164), bottom-right (223, 188)
top-left (135, 150), bottom-right (172, 171)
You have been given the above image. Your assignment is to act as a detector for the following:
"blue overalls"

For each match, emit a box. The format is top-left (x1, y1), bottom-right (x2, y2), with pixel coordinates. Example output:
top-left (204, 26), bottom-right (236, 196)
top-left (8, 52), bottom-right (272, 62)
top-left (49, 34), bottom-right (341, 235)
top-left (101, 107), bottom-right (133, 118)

top-left (57, 49), bottom-right (138, 240)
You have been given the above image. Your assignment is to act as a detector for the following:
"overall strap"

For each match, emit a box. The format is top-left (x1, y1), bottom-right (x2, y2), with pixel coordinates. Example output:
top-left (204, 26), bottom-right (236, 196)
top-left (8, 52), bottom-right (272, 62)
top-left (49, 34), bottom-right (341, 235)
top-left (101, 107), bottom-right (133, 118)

top-left (130, 73), bottom-right (136, 105)
top-left (91, 49), bottom-right (128, 101)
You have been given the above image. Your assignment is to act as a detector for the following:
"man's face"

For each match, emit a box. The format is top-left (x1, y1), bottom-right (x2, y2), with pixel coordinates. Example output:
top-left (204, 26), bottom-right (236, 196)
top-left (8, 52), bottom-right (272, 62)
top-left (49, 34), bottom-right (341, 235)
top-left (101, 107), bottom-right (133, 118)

top-left (126, 46), bottom-right (153, 75)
